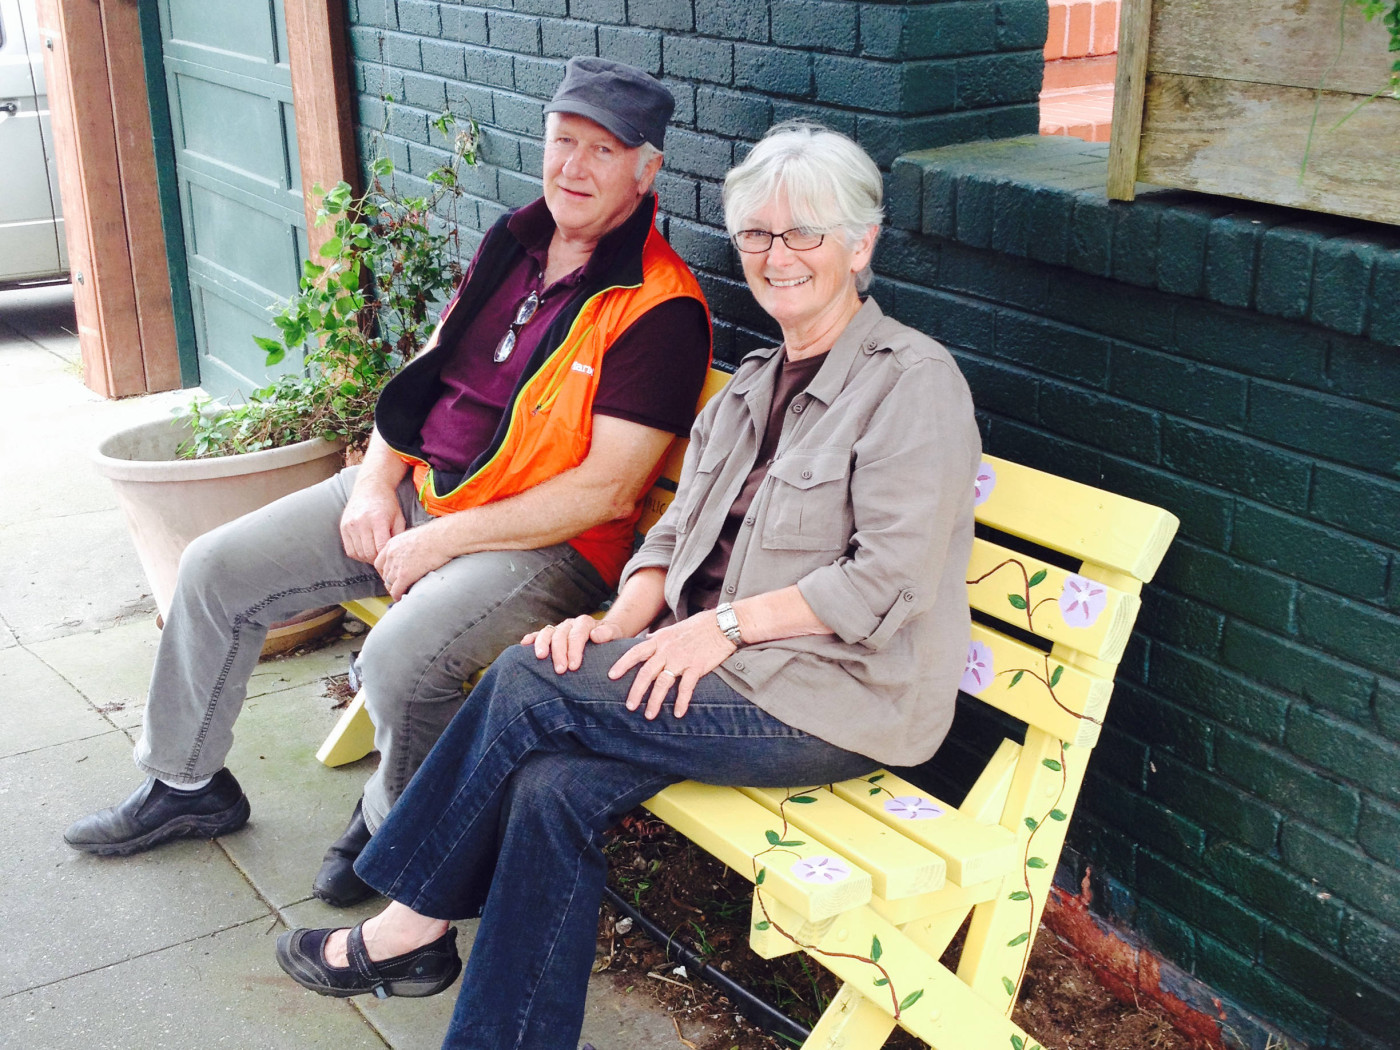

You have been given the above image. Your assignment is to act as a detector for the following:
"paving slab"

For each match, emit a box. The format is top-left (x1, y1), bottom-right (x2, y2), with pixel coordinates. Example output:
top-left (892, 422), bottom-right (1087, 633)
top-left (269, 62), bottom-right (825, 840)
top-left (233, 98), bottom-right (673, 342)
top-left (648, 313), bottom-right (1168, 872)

top-left (0, 916), bottom-right (380, 1050)
top-left (24, 618), bottom-right (163, 732)
top-left (0, 733), bottom-right (271, 998)
top-left (0, 645), bottom-right (115, 758)
top-left (220, 674), bottom-right (381, 910)
top-left (0, 507), bottom-right (158, 644)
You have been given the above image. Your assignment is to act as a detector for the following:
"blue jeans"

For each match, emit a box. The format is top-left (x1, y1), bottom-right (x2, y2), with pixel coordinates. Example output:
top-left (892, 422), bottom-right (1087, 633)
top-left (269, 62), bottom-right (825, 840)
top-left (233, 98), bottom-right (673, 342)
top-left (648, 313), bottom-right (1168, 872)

top-left (355, 640), bottom-right (878, 1050)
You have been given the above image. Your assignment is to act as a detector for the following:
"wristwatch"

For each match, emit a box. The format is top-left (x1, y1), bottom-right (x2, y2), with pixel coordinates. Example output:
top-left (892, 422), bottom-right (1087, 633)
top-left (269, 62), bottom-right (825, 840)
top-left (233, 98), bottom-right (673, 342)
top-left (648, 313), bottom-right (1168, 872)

top-left (715, 602), bottom-right (745, 647)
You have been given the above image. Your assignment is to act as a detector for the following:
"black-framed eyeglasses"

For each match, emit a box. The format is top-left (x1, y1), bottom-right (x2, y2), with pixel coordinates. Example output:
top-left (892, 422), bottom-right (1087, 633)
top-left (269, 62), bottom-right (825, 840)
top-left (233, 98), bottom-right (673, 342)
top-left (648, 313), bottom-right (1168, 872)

top-left (731, 227), bottom-right (826, 253)
top-left (493, 290), bottom-right (539, 363)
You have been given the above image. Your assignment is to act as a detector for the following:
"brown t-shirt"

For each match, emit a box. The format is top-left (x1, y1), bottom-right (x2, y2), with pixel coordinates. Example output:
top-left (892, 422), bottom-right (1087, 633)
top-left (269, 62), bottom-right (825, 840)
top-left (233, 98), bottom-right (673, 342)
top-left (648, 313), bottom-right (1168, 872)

top-left (686, 349), bottom-right (827, 612)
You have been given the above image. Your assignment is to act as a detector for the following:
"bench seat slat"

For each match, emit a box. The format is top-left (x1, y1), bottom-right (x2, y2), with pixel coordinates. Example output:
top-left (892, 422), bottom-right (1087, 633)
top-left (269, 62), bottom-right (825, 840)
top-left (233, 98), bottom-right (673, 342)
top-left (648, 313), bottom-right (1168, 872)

top-left (642, 780), bottom-right (873, 922)
top-left (966, 537), bottom-right (1142, 665)
top-left (829, 773), bottom-right (1018, 887)
top-left (976, 455), bottom-right (1178, 582)
top-left (739, 786), bottom-right (946, 901)
top-left (968, 622), bottom-right (1113, 749)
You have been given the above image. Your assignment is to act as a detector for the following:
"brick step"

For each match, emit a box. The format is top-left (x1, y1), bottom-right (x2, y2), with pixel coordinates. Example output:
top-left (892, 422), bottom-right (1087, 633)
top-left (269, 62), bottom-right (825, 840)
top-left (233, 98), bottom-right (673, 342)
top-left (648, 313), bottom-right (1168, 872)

top-left (1046, 0), bottom-right (1120, 61)
top-left (1043, 54), bottom-right (1117, 92)
top-left (1039, 85), bottom-right (1115, 143)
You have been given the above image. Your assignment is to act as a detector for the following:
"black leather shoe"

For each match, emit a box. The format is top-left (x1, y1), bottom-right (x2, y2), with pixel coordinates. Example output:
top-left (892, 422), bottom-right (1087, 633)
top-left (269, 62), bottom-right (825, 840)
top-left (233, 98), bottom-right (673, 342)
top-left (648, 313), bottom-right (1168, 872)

top-left (63, 769), bottom-right (250, 856)
top-left (276, 922), bottom-right (461, 999)
top-left (312, 798), bottom-right (376, 907)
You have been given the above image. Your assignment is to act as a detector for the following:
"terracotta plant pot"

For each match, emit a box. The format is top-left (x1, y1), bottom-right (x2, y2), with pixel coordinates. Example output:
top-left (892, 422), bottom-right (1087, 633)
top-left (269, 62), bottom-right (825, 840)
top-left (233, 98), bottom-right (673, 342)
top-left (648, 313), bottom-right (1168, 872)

top-left (91, 415), bottom-right (347, 648)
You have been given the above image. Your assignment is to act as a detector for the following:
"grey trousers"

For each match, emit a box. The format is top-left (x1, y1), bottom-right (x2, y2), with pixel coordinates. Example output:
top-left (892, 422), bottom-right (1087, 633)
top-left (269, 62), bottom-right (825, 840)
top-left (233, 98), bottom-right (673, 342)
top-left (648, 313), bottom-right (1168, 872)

top-left (133, 467), bottom-right (610, 831)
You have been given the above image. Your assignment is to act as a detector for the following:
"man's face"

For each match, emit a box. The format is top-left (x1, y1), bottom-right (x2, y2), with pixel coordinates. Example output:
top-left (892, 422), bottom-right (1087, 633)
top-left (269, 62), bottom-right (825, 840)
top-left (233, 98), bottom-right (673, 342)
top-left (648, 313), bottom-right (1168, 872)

top-left (543, 113), bottom-right (660, 243)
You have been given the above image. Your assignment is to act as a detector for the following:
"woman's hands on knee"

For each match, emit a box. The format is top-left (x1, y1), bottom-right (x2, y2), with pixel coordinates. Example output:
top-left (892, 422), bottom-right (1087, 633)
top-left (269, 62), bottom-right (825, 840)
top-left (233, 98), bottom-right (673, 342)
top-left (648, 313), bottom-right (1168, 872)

top-left (523, 616), bottom-right (625, 674)
top-left (607, 611), bottom-right (737, 720)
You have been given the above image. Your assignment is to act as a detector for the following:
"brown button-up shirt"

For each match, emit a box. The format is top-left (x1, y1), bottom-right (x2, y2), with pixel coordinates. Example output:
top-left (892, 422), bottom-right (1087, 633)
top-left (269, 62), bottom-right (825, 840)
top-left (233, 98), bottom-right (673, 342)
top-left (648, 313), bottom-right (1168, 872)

top-left (620, 299), bottom-right (981, 766)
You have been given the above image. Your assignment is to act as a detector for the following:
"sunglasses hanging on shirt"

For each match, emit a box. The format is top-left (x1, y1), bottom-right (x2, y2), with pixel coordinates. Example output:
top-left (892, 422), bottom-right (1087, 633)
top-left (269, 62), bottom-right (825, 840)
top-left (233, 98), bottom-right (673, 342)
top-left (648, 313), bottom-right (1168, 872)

top-left (494, 289), bottom-right (540, 363)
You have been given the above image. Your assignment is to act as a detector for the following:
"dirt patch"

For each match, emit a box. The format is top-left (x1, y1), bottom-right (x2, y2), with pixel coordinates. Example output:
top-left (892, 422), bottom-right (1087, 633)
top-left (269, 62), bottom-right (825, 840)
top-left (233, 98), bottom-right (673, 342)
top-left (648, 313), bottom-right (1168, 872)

top-left (596, 810), bottom-right (1207, 1050)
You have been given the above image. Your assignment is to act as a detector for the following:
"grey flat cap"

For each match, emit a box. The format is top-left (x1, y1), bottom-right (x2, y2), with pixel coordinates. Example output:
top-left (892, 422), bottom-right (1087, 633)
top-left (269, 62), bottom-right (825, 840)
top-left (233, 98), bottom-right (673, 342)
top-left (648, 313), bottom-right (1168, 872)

top-left (544, 57), bottom-right (674, 150)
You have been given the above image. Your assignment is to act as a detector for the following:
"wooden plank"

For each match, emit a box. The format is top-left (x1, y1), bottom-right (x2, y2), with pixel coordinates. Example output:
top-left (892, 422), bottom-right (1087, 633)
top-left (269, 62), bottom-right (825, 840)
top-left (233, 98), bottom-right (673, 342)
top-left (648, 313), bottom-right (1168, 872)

top-left (967, 537), bottom-right (1142, 665)
top-left (644, 781), bottom-right (873, 922)
top-left (98, 0), bottom-right (181, 392)
top-left (753, 896), bottom-right (1039, 1050)
top-left (1148, 0), bottom-right (1398, 96)
top-left (1107, 0), bottom-right (1153, 200)
top-left (284, 0), bottom-right (358, 259)
top-left (968, 622), bottom-right (1112, 749)
top-left (315, 689), bottom-right (376, 767)
top-left (830, 772), bottom-right (1018, 887)
top-left (342, 596), bottom-right (392, 627)
top-left (740, 786), bottom-right (947, 900)
top-left (38, 0), bottom-right (145, 397)
top-left (1138, 72), bottom-right (1400, 227)
top-left (975, 455), bottom-right (1178, 584)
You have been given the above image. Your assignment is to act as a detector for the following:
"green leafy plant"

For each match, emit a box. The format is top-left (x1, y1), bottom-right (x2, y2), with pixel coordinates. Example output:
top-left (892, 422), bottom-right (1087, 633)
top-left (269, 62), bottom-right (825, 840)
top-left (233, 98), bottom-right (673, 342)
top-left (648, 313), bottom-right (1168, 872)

top-left (178, 110), bottom-right (479, 459)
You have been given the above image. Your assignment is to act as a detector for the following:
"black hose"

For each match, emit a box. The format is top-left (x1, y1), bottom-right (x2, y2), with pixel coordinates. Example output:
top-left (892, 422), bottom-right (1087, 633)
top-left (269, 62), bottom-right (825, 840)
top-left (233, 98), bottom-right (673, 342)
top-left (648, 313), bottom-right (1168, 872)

top-left (600, 885), bottom-right (813, 1046)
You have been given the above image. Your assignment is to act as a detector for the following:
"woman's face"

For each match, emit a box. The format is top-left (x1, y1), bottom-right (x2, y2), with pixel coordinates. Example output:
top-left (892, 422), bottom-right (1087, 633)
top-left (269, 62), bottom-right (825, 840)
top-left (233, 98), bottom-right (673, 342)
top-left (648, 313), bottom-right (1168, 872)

top-left (735, 193), bottom-right (875, 339)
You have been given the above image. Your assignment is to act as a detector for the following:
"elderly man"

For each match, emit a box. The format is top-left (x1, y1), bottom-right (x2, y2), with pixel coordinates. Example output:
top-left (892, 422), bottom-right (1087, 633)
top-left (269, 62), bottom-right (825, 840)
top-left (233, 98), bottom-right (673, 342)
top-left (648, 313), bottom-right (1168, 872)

top-left (64, 58), bottom-right (712, 908)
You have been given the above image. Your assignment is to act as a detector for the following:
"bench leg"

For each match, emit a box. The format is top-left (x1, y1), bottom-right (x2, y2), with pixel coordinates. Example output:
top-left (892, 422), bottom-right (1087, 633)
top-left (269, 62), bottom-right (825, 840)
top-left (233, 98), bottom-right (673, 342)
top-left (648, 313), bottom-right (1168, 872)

top-left (803, 982), bottom-right (897, 1049)
top-left (315, 688), bottom-right (376, 767)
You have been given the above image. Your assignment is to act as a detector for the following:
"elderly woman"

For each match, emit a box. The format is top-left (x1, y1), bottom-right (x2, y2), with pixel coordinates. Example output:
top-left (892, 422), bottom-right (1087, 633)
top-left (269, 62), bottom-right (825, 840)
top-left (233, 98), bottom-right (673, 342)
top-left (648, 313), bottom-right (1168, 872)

top-left (275, 121), bottom-right (980, 1049)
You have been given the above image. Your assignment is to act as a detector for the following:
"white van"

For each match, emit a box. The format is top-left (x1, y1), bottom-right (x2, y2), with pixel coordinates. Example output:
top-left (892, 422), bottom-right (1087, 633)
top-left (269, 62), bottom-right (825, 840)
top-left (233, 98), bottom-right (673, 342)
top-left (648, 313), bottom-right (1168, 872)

top-left (0, 0), bottom-right (66, 286)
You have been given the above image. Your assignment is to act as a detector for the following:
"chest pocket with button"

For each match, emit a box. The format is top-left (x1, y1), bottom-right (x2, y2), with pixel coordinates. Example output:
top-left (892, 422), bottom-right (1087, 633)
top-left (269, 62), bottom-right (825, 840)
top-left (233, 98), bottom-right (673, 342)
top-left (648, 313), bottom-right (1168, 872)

top-left (761, 448), bottom-right (853, 551)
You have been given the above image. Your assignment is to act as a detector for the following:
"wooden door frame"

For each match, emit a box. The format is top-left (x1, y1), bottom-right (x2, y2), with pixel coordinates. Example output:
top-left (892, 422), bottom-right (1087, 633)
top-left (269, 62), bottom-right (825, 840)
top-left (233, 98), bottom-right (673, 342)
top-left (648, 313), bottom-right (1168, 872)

top-left (36, 0), bottom-right (357, 398)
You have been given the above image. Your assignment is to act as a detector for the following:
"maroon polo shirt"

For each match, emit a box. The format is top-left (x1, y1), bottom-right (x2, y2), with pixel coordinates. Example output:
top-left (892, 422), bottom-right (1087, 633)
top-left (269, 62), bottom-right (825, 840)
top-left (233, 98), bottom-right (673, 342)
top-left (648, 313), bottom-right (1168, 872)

top-left (417, 198), bottom-right (710, 476)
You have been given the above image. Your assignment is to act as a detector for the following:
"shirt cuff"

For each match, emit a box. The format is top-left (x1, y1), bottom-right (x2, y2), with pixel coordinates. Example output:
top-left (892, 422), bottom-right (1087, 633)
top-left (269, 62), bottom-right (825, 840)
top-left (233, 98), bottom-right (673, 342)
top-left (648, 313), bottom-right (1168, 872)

top-left (797, 565), bottom-right (917, 650)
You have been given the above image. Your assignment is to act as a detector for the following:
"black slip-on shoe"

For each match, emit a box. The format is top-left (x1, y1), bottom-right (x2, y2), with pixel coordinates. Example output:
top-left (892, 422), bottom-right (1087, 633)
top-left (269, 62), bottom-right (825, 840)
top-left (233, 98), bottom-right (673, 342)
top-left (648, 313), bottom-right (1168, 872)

top-left (63, 768), bottom-right (250, 857)
top-left (312, 797), bottom-right (377, 907)
top-left (276, 922), bottom-right (461, 999)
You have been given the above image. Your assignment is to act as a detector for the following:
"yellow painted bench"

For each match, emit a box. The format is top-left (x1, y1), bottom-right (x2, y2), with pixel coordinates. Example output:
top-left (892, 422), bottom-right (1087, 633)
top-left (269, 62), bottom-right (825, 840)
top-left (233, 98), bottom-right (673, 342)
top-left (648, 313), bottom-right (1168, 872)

top-left (319, 366), bottom-right (1178, 1050)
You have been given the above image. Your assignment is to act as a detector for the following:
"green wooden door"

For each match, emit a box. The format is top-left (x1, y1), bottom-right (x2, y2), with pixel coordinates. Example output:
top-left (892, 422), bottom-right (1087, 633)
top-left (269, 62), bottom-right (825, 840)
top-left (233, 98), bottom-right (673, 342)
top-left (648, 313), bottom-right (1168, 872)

top-left (156, 0), bottom-right (306, 399)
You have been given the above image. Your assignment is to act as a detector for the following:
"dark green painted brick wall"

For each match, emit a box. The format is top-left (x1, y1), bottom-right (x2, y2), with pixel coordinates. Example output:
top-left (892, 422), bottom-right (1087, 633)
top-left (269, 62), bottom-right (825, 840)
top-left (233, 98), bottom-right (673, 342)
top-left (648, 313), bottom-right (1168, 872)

top-left (345, 3), bottom-right (1399, 1048)
top-left (895, 137), bottom-right (1400, 1050)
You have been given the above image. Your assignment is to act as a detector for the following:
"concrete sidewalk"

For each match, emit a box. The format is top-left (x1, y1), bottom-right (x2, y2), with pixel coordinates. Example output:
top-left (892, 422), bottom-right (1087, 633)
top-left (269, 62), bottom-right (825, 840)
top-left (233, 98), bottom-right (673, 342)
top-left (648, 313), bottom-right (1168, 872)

top-left (0, 284), bottom-right (697, 1050)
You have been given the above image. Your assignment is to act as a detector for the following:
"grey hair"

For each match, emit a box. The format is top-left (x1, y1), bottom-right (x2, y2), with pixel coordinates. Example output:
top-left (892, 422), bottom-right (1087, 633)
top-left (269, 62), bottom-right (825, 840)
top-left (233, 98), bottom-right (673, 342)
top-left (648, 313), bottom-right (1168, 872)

top-left (635, 141), bottom-right (663, 180)
top-left (723, 120), bottom-right (884, 290)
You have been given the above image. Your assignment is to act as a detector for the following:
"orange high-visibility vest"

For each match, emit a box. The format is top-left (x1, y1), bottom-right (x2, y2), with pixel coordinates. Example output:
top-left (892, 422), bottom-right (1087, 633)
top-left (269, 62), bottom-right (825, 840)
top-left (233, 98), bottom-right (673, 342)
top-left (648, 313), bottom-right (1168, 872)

top-left (380, 201), bottom-right (710, 587)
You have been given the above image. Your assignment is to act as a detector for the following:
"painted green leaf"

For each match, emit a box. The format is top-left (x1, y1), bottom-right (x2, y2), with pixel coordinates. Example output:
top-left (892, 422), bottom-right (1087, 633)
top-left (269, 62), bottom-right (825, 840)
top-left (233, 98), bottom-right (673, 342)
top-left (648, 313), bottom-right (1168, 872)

top-left (775, 839), bottom-right (806, 848)
top-left (1024, 817), bottom-right (1039, 831)
top-left (869, 788), bottom-right (881, 796)
top-left (1012, 1037), bottom-right (1026, 1050)
top-left (1009, 890), bottom-right (1031, 901)
top-left (1050, 809), bottom-right (1067, 821)
top-left (756, 868), bottom-right (766, 885)
top-left (1002, 976), bottom-right (1016, 995)
top-left (1010, 670), bottom-right (1024, 688)
top-left (1028, 569), bottom-right (1047, 587)
top-left (1049, 665), bottom-right (1064, 687)
top-left (1027, 857), bottom-right (1047, 868)
top-left (869, 773), bottom-right (885, 783)
top-left (1007, 593), bottom-right (1028, 610)
top-left (1007, 932), bottom-right (1030, 947)
top-left (754, 921), bottom-right (770, 931)
top-left (789, 795), bottom-right (817, 804)
top-left (873, 977), bottom-right (889, 987)
top-left (871, 935), bottom-right (883, 962)
top-left (899, 989), bottom-right (924, 1011)
top-left (1042, 758), bottom-right (1063, 771)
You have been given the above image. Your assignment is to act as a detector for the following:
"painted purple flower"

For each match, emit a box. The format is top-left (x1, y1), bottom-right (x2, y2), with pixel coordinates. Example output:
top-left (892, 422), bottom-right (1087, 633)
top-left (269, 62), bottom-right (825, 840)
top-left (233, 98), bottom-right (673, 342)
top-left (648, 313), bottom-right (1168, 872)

top-left (974, 461), bottom-right (997, 506)
top-left (961, 639), bottom-right (994, 694)
top-left (791, 856), bottom-right (852, 884)
top-left (1059, 574), bottom-right (1107, 628)
top-left (883, 796), bottom-right (945, 821)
